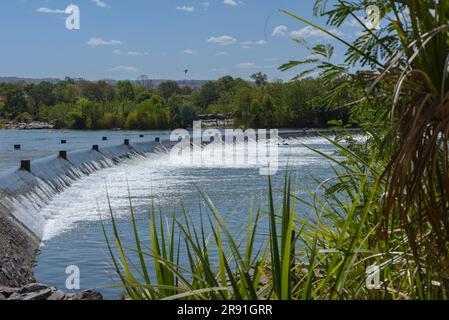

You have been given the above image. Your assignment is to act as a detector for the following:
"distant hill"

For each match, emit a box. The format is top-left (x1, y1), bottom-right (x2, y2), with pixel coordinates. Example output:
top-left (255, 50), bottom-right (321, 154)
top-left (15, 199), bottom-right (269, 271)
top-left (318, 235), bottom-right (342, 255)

top-left (0, 77), bottom-right (61, 84)
top-left (0, 77), bottom-right (208, 89)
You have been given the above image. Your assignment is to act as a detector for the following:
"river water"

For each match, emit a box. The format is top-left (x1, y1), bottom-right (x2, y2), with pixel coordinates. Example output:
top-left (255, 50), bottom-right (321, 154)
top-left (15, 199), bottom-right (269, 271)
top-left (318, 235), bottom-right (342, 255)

top-left (0, 129), bottom-right (337, 299)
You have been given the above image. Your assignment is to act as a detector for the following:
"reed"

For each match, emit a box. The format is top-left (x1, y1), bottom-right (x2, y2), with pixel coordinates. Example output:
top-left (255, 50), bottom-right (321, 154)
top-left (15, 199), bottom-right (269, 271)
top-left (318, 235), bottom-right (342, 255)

top-left (104, 142), bottom-right (446, 300)
top-left (281, 0), bottom-right (449, 296)
top-left (104, 0), bottom-right (449, 300)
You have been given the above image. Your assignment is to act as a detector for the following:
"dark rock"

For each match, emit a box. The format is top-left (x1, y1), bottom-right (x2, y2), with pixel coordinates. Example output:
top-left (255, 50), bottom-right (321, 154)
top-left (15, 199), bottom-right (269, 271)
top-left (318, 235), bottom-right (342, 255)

top-left (3, 283), bottom-right (103, 300)
top-left (0, 286), bottom-right (17, 298)
top-left (21, 288), bottom-right (53, 300)
top-left (47, 290), bottom-right (66, 301)
top-left (17, 283), bottom-right (48, 294)
top-left (65, 290), bottom-right (103, 301)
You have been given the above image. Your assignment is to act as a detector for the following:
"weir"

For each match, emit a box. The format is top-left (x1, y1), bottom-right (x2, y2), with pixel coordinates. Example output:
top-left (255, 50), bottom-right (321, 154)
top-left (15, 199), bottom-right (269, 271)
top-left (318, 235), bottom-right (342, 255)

top-left (0, 137), bottom-right (178, 287)
top-left (0, 129), bottom-right (352, 287)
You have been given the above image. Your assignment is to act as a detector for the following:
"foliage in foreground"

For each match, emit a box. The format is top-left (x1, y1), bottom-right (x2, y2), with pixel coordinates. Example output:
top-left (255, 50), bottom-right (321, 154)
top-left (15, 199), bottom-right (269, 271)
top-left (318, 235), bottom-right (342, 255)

top-left (104, 134), bottom-right (447, 299)
top-left (281, 0), bottom-right (449, 296)
top-left (103, 0), bottom-right (449, 300)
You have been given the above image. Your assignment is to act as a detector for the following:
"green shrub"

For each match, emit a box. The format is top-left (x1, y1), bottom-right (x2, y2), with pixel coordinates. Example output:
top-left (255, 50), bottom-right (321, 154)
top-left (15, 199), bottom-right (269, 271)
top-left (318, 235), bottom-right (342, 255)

top-left (97, 112), bottom-right (126, 129)
top-left (16, 112), bottom-right (32, 123)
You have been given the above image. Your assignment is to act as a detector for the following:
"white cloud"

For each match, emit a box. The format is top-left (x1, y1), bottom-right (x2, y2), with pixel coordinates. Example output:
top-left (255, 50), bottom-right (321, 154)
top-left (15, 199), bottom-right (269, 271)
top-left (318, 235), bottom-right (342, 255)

top-left (88, 37), bottom-right (122, 46)
top-left (207, 35), bottom-right (237, 46)
top-left (127, 51), bottom-right (146, 56)
top-left (241, 39), bottom-right (267, 49)
top-left (237, 62), bottom-right (259, 69)
top-left (183, 49), bottom-right (195, 54)
top-left (36, 7), bottom-right (66, 14)
top-left (224, 0), bottom-right (237, 6)
top-left (272, 25), bottom-right (288, 37)
top-left (91, 0), bottom-right (110, 8)
top-left (109, 65), bottom-right (139, 73)
top-left (215, 51), bottom-right (227, 56)
top-left (176, 6), bottom-right (195, 12)
top-left (290, 26), bottom-right (345, 40)
top-left (113, 49), bottom-right (147, 56)
top-left (202, 2), bottom-right (210, 10)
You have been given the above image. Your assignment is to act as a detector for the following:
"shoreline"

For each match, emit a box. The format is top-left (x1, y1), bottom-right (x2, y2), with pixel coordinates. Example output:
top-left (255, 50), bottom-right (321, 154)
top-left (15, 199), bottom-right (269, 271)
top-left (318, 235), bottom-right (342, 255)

top-left (0, 121), bottom-right (55, 130)
top-left (0, 119), bottom-right (356, 132)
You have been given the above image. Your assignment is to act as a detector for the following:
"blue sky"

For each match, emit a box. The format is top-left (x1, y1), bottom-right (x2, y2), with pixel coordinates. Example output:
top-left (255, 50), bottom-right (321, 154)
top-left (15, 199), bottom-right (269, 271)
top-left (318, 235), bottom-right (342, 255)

top-left (0, 0), bottom-right (360, 81)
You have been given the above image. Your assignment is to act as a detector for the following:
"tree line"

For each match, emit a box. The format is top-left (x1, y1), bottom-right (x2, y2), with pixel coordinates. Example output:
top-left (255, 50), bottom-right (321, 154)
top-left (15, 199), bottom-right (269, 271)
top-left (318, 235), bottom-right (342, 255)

top-left (0, 74), bottom-right (350, 130)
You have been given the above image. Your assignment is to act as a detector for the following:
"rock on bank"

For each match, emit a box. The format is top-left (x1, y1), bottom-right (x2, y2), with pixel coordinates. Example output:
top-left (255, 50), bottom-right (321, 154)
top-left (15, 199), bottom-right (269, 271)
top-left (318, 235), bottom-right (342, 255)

top-left (0, 283), bottom-right (103, 300)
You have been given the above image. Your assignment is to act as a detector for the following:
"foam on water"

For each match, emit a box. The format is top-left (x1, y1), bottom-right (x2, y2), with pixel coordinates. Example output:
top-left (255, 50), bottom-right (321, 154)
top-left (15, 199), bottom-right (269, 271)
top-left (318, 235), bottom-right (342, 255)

top-left (40, 152), bottom-right (174, 241)
top-left (35, 137), bottom-right (336, 241)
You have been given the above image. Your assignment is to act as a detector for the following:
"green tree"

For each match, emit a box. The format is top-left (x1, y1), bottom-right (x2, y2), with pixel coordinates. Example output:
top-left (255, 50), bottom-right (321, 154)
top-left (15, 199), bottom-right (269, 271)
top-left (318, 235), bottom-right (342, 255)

top-left (75, 98), bottom-right (102, 129)
top-left (168, 94), bottom-right (196, 128)
top-left (54, 81), bottom-right (79, 104)
top-left (4, 86), bottom-right (28, 118)
top-left (79, 80), bottom-right (103, 102)
top-left (25, 82), bottom-right (56, 117)
top-left (193, 81), bottom-right (219, 110)
top-left (117, 80), bottom-right (136, 101)
top-left (135, 91), bottom-right (153, 104)
top-left (157, 81), bottom-right (180, 102)
top-left (250, 72), bottom-right (268, 87)
top-left (126, 96), bottom-right (170, 129)
top-left (232, 83), bottom-right (253, 127)
top-left (97, 81), bottom-right (116, 105)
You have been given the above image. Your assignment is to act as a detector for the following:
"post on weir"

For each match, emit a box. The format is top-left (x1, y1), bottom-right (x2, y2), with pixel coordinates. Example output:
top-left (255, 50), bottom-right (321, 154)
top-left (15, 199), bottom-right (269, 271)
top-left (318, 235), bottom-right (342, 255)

top-left (20, 160), bottom-right (31, 172)
top-left (59, 150), bottom-right (68, 160)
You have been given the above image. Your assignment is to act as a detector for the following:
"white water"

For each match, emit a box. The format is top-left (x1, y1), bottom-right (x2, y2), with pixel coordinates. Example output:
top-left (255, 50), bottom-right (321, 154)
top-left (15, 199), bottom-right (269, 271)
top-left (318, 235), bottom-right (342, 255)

top-left (33, 137), bottom-right (335, 241)
top-left (28, 135), bottom-right (346, 298)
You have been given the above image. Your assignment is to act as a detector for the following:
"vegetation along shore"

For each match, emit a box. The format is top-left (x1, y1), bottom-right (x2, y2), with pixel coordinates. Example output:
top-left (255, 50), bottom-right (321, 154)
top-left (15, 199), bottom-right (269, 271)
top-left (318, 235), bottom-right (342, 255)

top-left (0, 74), bottom-right (350, 131)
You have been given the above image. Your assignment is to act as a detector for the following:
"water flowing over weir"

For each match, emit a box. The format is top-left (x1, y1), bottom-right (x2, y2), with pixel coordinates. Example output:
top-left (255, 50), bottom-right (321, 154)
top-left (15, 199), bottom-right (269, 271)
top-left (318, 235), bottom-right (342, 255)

top-left (0, 139), bottom-right (174, 239)
top-left (0, 129), bottom-right (348, 238)
top-left (0, 137), bottom-right (179, 286)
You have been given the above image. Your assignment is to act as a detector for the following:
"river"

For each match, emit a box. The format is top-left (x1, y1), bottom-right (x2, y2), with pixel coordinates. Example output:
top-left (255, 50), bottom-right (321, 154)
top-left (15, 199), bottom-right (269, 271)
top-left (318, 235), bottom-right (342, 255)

top-left (0, 129), bottom-right (337, 299)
